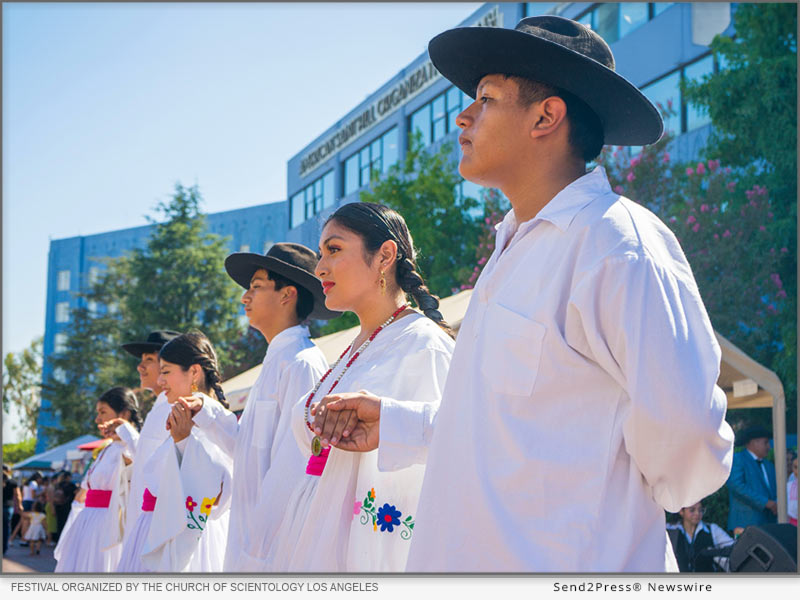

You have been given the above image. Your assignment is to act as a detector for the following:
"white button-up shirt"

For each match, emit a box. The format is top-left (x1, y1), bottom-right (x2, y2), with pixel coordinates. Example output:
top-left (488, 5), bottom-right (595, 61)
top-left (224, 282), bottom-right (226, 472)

top-left (383, 167), bottom-right (734, 572)
top-left (192, 324), bottom-right (328, 571)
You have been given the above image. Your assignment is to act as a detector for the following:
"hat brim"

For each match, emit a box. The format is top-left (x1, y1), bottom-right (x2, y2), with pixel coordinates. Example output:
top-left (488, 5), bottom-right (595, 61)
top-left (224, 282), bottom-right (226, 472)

top-left (224, 253), bottom-right (341, 321)
top-left (428, 27), bottom-right (664, 147)
top-left (121, 342), bottom-right (163, 358)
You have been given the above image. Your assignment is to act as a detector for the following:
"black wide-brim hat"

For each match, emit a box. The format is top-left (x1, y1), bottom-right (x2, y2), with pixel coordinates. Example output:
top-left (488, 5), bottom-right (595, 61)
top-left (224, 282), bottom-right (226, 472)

top-left (225, 242), bottom-right (341, 321)
top-left (735, 425), bottom-right (772, 447)
top-left (121, 329), bottom-right (181, 358)
top-left (428, 15), bottom-right (664, 146)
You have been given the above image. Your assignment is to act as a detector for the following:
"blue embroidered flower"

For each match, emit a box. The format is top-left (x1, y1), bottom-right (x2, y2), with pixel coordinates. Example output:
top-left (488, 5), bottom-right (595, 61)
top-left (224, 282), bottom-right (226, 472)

top-left (376, 503), bottom-right (402, 532)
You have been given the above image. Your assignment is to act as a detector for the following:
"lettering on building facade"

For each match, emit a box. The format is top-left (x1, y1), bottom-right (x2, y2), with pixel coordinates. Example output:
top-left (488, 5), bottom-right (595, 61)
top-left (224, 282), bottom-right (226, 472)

top-left (298, 5), bottom-right (502, 177)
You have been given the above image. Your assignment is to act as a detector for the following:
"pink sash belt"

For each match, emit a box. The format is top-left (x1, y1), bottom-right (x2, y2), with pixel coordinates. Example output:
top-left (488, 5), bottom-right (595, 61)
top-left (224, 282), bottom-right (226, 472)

top-left (142, 488), bottom-right (157, 512)
top-left (85, 489), bottom-right (112, 508)
top-left (305, 448), bottom-right (330, 477)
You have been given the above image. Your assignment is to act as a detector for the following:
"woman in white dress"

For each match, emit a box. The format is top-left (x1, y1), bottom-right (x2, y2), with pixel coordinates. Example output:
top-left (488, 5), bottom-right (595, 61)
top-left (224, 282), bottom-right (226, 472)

top-left (116, 331), bottom-right (232, 572)
top-left (55, 387), bottom-right (141, 572)
top-left (266, 202), bottom-right (455, 572)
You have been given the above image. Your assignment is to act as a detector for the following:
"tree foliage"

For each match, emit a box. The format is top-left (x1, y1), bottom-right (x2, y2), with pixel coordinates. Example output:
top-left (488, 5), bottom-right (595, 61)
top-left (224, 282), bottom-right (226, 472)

top-left (681, 2), bottom-right (796, 415)
top-left (40, 183), bottom-right (264, 447)
top-left (3, 438), bottom-right (37, 465)
top-left (3, 337), bottom-right (43, 439)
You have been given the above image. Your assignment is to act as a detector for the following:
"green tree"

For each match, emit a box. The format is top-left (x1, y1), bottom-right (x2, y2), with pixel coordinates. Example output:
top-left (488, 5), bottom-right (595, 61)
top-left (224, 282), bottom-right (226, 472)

top-left (2, 438), bottom-right (37, 465)
top-left (2, 337), bottom-right (43, 439)
top-left (40, 183), bottom-right (262, 447)
top-left (359, 135), bottom-right (482, 299)
top-left (681, 2), bottom-right (797, 412)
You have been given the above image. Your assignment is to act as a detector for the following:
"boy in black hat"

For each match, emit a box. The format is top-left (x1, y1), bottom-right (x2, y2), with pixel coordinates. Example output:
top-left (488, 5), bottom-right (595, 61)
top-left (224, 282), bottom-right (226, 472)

top-left (176, 242), bottom-right (338, 571)
top-left (315, 16), bottom-right (734, 571)
top-left (727, 425), bottom-right (777, 530)
top-left (117, 329), bottom-right (179, 536)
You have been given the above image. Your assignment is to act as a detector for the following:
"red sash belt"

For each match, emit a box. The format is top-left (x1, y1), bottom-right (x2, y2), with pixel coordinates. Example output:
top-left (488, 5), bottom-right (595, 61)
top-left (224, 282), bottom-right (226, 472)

top-left (142, 487), bottom-right (157, 512)
top-left (85, 489), bottom-right (112, 508)
top-left (305, 448), bottom-right (330, 477)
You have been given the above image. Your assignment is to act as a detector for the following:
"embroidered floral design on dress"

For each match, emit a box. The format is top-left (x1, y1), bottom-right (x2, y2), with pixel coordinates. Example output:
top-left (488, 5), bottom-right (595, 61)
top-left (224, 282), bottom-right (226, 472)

top-left (376, 504), bottom-right (402, 532)
top-left (200, 497), bottom-right (215, 517)
top-left (357, 488), bottom-right (414, 539)
top-left (185, 495), bottom-right (209, 531)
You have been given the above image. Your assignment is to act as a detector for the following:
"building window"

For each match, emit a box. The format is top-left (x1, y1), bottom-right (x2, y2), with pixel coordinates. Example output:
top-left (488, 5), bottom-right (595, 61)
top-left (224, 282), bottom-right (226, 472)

top-left (289, 170), bottom-right (335, 229)
top-left (57, 270), bottom-right (70, 291)
top-left (577, 3), bottom-right (672, 44)
top-left (524, 3), bottom-right (559, 18)
top-left (88, 266), bottom-right (101, 286)
top-left (409, 87), bottom-right (466, 148)
top-left (55, 302), bottom-right (70, 323)
top-left (343, 127), bottom-right (399, 196)
top-left (640, 53), bottom-right (716, 138)
top-left (54, 333), bottom-right (67, 354)
top-left (684, 54), bottom-right (714, 131)
top-left (239, 244), bottom-right (250, 252)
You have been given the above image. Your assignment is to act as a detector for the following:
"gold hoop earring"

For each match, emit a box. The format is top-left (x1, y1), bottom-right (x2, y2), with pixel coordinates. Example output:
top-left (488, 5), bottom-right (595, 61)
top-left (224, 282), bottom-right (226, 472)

top-left (191, 381), bottom-right (199, 393)
top-left (379, 271), bottom-right (386, 294)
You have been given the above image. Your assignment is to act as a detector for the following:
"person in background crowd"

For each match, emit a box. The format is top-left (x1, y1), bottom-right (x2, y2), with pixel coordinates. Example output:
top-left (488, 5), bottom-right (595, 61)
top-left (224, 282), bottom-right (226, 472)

top-left (3, 465), bottom-right (22, 555)
top-left (22, 500), bottom-right (47, 556)
top-left (667, 501), bottom-right (734, 572)
top-left (119, 329), bottom-right (180, 537)
top-left (787, 452), bottom-right (797, 527)
top-left (44, 474), bottom-right (59, 545)
top-left (176, 243), bottom-right (336, 571)
top-left (55, 471), bottom-right (78, 539)
top-left (727, 425), bottom-right (777, 531)
top-left (55, 387), bottom-right (141, 572)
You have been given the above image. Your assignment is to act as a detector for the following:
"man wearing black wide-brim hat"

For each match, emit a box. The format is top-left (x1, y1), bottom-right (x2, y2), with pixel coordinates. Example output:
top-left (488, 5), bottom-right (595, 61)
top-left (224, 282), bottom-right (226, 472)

top-left (315, 15), bottom-right (735, 572)
top-left (118, 328), bottom-right (179, 536)
top-left (727, 425), bottom-right (778, 531)
top-left (176, 242), bottom-right (339, 570)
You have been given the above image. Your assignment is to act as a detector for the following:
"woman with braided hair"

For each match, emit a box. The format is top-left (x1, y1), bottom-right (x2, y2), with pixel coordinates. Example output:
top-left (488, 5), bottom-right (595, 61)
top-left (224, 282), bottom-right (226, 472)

top-left (263, 202), bottom-right (454, 572)
top-left (116, 331), bottom-right (233, 572)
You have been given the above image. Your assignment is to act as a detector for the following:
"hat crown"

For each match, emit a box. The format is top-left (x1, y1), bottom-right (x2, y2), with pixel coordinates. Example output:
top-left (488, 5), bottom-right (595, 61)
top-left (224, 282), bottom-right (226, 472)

top-left (265, 242), bottom-right (318, 276)
top-left (516, 15), bottom-right (615, 71)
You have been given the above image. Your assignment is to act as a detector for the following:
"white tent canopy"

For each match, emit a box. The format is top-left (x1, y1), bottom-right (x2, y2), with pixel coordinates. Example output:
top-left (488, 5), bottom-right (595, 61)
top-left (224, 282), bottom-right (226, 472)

top-left (222, 289), bottom-right (789, 522)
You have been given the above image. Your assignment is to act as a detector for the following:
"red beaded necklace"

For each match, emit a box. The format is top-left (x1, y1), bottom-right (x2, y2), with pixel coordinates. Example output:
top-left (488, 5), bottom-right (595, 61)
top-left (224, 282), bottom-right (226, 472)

top-left (305, 304), bottom-right (407, 455)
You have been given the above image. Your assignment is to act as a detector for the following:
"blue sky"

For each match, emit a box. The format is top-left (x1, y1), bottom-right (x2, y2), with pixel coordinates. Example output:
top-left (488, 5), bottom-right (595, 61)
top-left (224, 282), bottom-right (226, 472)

top-left (2, 2), bottom-right (483, 359)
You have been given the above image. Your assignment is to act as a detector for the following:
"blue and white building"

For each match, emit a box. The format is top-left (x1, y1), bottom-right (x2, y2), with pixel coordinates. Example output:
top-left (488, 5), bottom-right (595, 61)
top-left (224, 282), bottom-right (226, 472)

top-left (37, 2), bottom-right (735, 449)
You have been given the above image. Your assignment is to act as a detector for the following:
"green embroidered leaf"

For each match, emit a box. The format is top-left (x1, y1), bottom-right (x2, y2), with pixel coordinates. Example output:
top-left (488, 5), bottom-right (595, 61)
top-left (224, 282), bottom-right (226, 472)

top-left (408, 523), bottom-right (414, 530)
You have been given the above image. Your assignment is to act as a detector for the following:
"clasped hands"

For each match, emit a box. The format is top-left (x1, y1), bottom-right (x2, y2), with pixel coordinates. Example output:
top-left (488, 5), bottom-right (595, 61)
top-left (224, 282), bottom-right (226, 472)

top-left (310, 390), bottom-right (381, 452)
top-left (165, 394), bottom-right (205, 443)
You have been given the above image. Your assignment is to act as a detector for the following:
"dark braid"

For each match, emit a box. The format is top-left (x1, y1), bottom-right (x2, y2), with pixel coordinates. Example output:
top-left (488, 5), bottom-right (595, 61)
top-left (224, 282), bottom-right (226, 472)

top-left (159, 331), bottom-right (230, 410)
top-left (326, 202), bottom-right (454, 338)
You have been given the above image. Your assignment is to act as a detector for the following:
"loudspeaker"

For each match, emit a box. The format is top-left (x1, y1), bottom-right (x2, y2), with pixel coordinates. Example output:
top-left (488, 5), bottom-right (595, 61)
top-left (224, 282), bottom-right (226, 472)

top-left (729, 524), bottom-right (797, 572)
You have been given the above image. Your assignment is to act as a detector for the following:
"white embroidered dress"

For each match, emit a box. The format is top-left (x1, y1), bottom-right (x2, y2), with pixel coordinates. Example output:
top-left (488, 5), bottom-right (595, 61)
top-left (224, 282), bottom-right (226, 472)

top-left (55, 438), bottom-right (136, 572)
top-left (119, 397), bottom-right (233, 572)
top-left (191, 325), bottom-right (328, 571)
top-left (267, 313), bottom-right (453, 572)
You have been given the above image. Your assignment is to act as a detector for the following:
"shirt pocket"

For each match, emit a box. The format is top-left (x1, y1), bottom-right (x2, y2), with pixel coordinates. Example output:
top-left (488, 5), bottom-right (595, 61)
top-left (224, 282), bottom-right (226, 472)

top-left (250, 400), bottom-right (278, 450)
top-left (480, 302), bottom-right (546, 397)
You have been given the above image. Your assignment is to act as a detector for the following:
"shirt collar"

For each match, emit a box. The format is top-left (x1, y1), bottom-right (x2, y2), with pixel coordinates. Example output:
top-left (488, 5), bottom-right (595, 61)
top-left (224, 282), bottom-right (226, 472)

top-left (676, 521), bottom-right (710, 541)
top-left (746, 449), bottom-right (762, 462)
top-left (498, 166), bottom-right (613, 239)
top-left (535, 166), bottom-right (613, 232)
top-left (266, 324), bottom-right (310, 358)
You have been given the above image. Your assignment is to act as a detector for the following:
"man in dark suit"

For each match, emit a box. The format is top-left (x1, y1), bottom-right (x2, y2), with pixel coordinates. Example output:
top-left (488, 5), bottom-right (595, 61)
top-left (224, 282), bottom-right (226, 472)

top-left (727, 425), bottom-right (778, 530)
